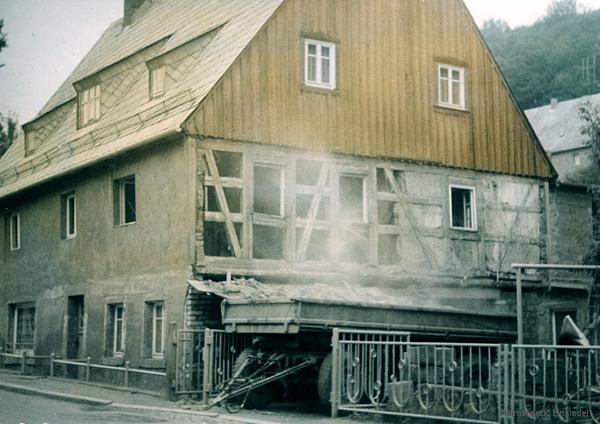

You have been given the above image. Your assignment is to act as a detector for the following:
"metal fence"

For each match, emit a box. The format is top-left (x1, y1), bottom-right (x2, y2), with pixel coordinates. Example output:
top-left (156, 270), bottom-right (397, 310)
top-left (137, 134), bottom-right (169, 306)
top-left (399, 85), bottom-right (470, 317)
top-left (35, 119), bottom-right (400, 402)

top-left (331, 331), bottom-right (600, 423)
top-left (175, 329), bottom-right (204, 396)
top-left (201, 329), bottom-right (252, 402)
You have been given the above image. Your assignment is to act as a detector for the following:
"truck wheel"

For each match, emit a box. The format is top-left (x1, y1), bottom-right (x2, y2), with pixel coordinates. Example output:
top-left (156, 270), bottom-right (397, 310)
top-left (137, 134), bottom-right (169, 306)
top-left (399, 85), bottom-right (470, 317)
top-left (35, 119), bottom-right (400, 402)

top-left (317, 353), bottom-right (333, 409)
top-left (232, 347), bottom-right (275, 410)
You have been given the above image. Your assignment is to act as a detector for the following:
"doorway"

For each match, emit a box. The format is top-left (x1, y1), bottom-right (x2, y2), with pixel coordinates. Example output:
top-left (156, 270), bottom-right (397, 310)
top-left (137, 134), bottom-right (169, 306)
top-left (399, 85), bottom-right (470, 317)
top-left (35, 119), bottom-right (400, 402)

top-left (67, 296), bottom-right (85, 360)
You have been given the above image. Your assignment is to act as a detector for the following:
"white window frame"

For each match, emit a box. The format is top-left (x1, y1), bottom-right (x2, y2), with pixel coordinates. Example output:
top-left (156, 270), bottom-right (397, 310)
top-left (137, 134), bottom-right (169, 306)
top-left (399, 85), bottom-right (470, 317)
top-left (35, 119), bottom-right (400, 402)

top-left (338, 173), bottom-right (368, 224)
top-left (304, 39), bottom-right (337, 90)
top-left (150, 66), bottom-right (166, 99)
top-left (80, 84), bottom-right (101, 126)
top-left (117, 176), bottom-right (136, 226)
top-left (151, 302), bottom-right (165, 358)
top-left (449, 184), bottom-right (477, 231)
top-left (573, 152), bottom-right (582, 167)
top-left (112, 304), bottom-right (125, 356)
top-left (438, 64), bottom-right (466, 110)
top-left (65, 194), bottom-right (77, 239)
top-left (9, 213), bottom-right (20, 251)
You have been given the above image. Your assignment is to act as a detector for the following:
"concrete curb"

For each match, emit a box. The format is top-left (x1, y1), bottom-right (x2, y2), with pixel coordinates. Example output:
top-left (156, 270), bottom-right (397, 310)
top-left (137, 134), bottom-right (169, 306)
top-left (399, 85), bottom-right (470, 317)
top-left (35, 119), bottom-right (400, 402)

top-left (0, 382), bottom-right (113, 407)
top-left (110, 403), bottom-right (219, 418)
top-left (110, 403), bottom-right (282, 424)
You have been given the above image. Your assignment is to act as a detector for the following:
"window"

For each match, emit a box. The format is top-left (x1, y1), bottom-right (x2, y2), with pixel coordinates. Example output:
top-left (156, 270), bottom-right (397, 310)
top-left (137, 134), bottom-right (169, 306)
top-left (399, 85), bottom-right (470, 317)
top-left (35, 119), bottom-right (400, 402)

top-left (573, 152), bottom-right (582, 167)
top-left (145, 301), bottom-right (165, 358)
top-left (114, 176), bottom-right (136, 225)
top-left (253, 164), bottom-right (286, 259)
top-left (450, 185), bottom-right (476, 230)
top-left (9, 213), bottom-right (20, 251)
top-left (150, 66), bottom-right (166, 99)
top-left (79, 84), bottom-right (101, 126)
top-left (304, 39), bottom-right (336, 90)
top-left (339, 174), bottom-right (367, 223)
top-left (106, 304), bottom-right (125, 356)
top-left (61, 193), bottom-right (77, 239)
top-left (203, 150), bottom-right (244, 258)
top-left (8, 303), bottom-right (35, 354)
top-left (438, 64), bottom-right (465, 110)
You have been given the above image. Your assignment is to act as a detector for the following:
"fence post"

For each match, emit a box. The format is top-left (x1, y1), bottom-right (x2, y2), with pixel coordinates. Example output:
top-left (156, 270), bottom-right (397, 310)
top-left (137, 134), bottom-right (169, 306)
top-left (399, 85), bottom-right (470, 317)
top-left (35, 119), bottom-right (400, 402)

top-left (502, 344), bottom-right (511, 424)
top-left (165, 322), bottom-right (178, 401)
top-left (331, 328), bottom-right (340, 418)
top-left (21, 351), bottom-right (27, 374)
top-left (86, 357), bottom-right (91, 382)
top-left (50, 353), bottom-right (55, 377)
top-left (202, 328), bottom-right (212, 404)
top-left (124, 361), bottom-right (130, 387)
top-left (0, 347), bottom-right (3, 369)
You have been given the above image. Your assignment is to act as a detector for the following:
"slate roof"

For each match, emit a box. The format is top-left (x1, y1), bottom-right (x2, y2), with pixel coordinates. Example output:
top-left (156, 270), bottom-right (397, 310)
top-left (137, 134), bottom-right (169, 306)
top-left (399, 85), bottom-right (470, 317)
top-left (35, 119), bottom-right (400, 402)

top-left (525, 93), bottom-right (600, 154)
top-left (0, 0), bottom-right (284, 200)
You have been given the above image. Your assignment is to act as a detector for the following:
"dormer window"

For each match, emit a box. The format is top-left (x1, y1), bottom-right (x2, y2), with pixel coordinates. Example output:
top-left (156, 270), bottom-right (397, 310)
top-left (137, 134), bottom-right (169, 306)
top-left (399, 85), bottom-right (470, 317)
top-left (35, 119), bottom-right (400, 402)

top-left (304, 39), bottom-right (336, 90)
top-left (150, 66), bottom-right (166, 99)
top-left (79, 84), bottom-right (101, 126)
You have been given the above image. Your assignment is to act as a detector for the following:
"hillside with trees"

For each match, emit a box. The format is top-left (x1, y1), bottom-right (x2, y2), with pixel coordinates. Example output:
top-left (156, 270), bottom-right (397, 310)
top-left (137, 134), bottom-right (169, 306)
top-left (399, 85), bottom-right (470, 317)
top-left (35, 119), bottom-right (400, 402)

top-left (481, 0), bottom-right (600, 109)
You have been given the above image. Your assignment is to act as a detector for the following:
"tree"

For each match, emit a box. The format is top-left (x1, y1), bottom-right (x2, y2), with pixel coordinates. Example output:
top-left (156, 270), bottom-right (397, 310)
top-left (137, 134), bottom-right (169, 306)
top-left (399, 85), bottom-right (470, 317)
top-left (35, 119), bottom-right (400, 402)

top-left (0, 19), bottom-right (6, 68)
top-left (481, 18), bottom-right (510, 38)
top-left (0, 113), bottom-right (17, 156)
top-left (544, 0), bottom-right (578, 22)
top-left (0, 19), bottom-right (18, 156)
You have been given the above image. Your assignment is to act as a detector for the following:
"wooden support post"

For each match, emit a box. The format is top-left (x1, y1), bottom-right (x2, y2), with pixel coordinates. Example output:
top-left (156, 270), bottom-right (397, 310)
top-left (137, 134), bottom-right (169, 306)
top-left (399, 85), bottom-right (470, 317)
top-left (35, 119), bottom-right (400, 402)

top-left (165, 322), bottom-right (178, 400)
top-left (50, 353), bottom-right (55, 377)
top-left (0, 347), bottom-right (3, 369)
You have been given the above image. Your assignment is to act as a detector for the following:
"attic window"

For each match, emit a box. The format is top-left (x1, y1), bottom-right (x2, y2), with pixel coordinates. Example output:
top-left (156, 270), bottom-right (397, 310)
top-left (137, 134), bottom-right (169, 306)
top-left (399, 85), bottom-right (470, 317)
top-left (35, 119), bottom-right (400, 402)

top-left (79, 84), bottom-right (101, 126)
top-left (304, 39), bottom-right (336, 90)
top-left (150, 66), bottom-right (166, 99)
top-left (438, 64), bottom-right (465, 110)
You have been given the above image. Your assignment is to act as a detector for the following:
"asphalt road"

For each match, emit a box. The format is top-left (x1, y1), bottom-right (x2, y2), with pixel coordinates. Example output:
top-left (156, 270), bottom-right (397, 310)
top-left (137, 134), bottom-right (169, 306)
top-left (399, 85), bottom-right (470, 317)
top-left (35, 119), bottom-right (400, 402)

top-left (0, 391), bottom-right (219, 424)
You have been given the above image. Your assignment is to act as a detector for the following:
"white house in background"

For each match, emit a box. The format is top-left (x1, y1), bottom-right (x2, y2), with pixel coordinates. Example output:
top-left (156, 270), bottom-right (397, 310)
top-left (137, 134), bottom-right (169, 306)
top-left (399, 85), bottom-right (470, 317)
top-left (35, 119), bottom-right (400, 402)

top-left (526, 94), bottom-right (597, 182)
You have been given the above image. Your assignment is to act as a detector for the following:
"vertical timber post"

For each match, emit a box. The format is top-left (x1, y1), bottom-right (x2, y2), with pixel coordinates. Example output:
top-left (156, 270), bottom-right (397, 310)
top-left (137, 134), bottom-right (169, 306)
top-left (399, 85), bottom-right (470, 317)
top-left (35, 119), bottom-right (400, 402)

top-left (165, 322), bottom-right (178, 400)
top-left (50, 353), bottom-right (54, 377)
top-left (21, 351), bottom-right (26, 374)
top-left (331, 328), bottom-right (340, 418)
top-left (0, 347), bottom-right (4, 369)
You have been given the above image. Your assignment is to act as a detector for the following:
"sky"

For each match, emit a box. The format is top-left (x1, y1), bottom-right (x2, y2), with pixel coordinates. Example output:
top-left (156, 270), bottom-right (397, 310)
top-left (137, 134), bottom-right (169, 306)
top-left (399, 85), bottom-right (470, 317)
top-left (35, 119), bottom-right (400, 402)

top-left (1, 0), bottom-right (600, 124)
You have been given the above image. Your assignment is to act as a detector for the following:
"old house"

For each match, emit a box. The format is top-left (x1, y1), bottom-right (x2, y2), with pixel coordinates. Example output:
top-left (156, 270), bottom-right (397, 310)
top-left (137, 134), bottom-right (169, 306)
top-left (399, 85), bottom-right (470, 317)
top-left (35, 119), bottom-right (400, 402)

top-left (0, 0), bottom-right (594, 398)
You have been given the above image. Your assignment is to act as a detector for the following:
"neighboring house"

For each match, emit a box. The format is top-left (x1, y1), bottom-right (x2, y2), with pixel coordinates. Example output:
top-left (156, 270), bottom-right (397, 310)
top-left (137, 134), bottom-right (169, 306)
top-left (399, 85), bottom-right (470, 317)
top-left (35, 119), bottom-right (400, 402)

top-left (526, 95), bottom-right (598, 184)
top-left (0, 0), bottom-right (594, 392)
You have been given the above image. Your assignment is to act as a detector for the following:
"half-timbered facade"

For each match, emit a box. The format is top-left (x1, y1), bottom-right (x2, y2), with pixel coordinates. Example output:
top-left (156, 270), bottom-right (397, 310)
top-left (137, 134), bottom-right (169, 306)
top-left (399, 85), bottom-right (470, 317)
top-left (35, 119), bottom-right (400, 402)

top-left (0, 0), bottom-right (593, 383)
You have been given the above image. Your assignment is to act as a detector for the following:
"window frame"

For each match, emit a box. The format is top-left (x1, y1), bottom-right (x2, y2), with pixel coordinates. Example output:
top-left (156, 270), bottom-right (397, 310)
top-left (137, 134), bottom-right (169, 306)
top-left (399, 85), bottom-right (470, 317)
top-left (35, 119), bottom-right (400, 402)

top-left (437, 63), bottom-right (466, 110)
top-left (151, 302), bottom-right (165, 358)
top-left (9, 213), bottom-right (20, 251)
top-left (150, 66), bottom-right (166, 99)
top-left (573, 152), bottom-right (582, 167)
top-left (115, 176), bottom-right (136, 226)
top-left (112, 304), bottom-right (125, 356)
top-left (79, 83), bottom-right (101, 126)
top-left (65, 194), bottom-right (77, 239)
top-left (449, 184), bottom-right (477, 231)
top-left (10, 303), bottom-right (36, 354)
top-left (253, 163), bottom-right (286, 218)
top-left (338, 172), bottom-right (368, 224)
top-left (304, 38), bottom-right (337, 90)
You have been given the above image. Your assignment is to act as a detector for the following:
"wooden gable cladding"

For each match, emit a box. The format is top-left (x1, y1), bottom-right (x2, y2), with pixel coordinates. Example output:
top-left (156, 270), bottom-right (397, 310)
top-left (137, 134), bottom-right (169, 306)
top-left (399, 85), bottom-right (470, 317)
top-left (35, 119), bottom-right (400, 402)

top-left (186, 0), bottom-right (554, 179)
